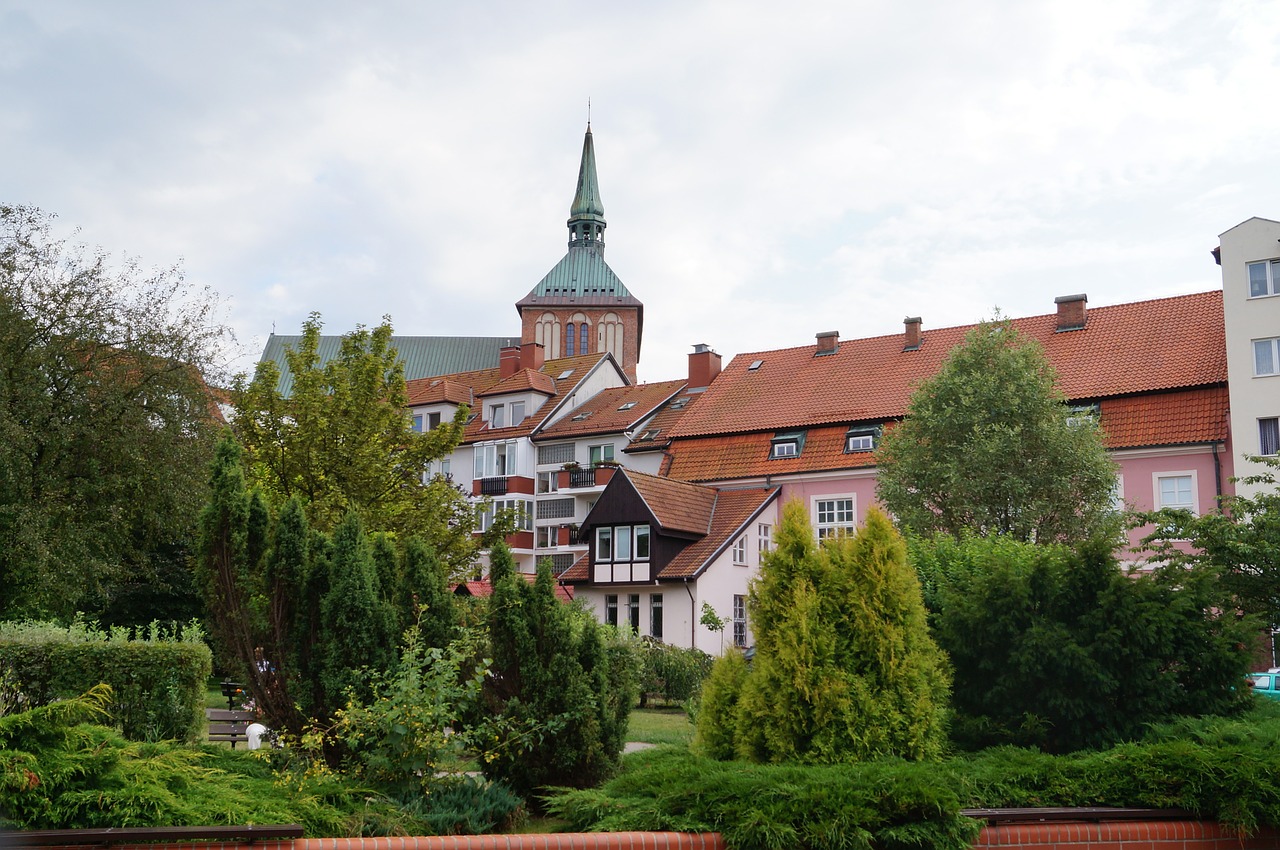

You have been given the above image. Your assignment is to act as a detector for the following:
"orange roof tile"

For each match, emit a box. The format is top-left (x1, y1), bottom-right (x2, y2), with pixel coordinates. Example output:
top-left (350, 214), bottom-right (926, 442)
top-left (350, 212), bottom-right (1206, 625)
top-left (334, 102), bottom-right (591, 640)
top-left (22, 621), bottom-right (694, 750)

top-left (660, 487), bottom-right (779, 579)
top-left (623, 386), bottom-right (709, 453)
top-left (665, 386), bottom-right (1230, 482)
top-left (455, 575), bottom-right (574, 603)
top-left (477, 368), bottom-right (556, 398)
top-left (669, 291), bottom-right (1226, 440)
top-left (626, 470), bottom-right (720, 535)
top-left (536, 380), bottom-right (685, 440)
top-left (406, 377), bottom-right (476, 406)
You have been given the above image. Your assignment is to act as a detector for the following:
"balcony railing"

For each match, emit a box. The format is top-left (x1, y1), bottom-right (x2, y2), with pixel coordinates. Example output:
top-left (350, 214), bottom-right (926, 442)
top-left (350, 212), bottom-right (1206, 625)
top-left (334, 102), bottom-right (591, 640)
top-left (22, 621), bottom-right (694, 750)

top-left (559, 465), bottom-right (618, 490)
top-left (478, 476), bottom-right (509, 496)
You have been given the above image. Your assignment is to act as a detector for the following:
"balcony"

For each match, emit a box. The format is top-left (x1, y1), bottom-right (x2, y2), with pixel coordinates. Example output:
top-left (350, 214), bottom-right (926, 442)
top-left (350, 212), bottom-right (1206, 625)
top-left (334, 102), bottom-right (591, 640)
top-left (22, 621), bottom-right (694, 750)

top-left (477, 476), bottom-right (508, 496)
top-left (557, 464), bottom-right (618, 491)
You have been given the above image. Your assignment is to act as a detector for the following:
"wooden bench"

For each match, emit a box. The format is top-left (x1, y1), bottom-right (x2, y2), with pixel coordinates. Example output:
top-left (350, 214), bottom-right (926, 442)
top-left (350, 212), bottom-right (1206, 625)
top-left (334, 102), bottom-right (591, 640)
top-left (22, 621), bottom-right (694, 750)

top-left (3, 824), bottom-right (304, 847)
top-left (205, 708), bottom-right (255, 748)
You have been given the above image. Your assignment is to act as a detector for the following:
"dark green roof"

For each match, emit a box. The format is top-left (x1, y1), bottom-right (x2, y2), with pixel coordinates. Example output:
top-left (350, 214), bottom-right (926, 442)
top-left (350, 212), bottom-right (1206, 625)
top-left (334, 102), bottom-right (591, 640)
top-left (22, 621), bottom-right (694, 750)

top-left (516, 246), bottom-right (640, 306)
top-left (258, 334), bottom-right (517, 397)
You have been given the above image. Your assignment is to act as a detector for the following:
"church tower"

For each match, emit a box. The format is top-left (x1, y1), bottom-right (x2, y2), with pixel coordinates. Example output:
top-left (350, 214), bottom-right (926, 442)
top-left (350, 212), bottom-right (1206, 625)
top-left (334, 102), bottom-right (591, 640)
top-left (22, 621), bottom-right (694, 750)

top-left (517, 126), bottom-right (644, 381)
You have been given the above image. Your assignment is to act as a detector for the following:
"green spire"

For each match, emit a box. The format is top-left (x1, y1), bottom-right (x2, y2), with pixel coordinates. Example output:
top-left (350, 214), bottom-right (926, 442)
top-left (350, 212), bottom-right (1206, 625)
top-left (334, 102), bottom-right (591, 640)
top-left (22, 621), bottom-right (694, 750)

top-left (567, 125), bottom-right (606, 251)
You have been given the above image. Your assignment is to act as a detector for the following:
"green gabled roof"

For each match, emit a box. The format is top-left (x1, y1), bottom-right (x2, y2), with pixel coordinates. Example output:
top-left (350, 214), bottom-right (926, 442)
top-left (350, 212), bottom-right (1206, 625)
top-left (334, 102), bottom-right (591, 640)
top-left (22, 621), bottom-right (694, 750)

top-left (516, 246), bottom-right (641, 307)
top-left (258, 334), bottom-right (518, 397)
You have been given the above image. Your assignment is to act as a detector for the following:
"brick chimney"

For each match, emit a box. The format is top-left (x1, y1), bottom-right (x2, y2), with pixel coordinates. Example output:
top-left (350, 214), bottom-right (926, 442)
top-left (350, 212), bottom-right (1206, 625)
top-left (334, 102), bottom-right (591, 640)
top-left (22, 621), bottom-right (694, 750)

top-left (499, 345), bottom-right (521, 378)
top-left (1055, 294), bottom-right (1087, 331)
top-left (688, 343), bottom-right (722, 389)
top-left (815, 330), bottom-right (839, 356)
top-left (521, 341), bottom-right (545, 372)
top-left (904, 317), bottom-right (922, 351)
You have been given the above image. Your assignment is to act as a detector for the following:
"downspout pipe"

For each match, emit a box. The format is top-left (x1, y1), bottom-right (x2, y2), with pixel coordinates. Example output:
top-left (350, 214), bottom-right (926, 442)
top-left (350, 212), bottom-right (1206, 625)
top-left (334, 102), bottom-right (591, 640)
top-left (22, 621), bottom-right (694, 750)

top-left (684, 578), bottom-right (696, 649)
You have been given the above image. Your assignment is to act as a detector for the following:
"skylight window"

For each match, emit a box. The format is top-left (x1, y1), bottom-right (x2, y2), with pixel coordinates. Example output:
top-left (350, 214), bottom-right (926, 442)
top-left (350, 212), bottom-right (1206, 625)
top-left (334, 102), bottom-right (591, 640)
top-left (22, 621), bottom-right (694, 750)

top-left (557, 369), bottom-right (574, 379)
top-left (669, 397), bottom-right (690, 410)
top-left (618, 401), bottom-right (637, 410)
top-left (748, 360), bottom-right (764, 371)
top-left (572, 411), bottom-right (592, 421)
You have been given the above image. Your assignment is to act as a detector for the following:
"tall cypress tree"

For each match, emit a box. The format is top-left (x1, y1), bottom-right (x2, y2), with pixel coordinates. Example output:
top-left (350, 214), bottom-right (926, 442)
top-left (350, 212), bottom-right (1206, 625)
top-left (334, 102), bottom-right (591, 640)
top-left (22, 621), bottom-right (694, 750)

top-left (400, 536), bottom-right (457, 650)
top-left (701, 501), bottom-right (950, 763)
top-left (318, 512), bottom-right (396, 705)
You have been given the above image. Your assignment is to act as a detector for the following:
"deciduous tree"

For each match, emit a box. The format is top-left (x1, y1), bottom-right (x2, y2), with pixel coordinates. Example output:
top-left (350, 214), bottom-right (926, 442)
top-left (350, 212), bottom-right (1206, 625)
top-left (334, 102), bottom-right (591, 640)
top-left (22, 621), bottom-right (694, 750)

top-left (876, 318), bottom-right (1118, 544)
top-left (0, 204), bottom-right (228, 622)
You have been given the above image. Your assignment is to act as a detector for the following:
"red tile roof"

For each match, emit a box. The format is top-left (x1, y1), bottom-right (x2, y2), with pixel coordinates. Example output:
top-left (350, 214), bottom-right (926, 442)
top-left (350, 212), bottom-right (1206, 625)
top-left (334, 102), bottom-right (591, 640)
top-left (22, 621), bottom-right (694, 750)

top-left (536, 380), bottom-right (685, 440)
top-left (669, 291), bottom-right (1226, 439)
top-left (627, 471), bottom-right (720, 535)
top-left (664, 386), bottom-right (1231, 483)
top-left (660, 486), bottom-right (779, 579)
top-left (454, 576), bottom-right (574, 603)
top-left (406, 377), bottom-right (478, 406)
top-left (623, 387), bottom-right (709, 454)
top-left (477, 368), bottom-right (556, 398)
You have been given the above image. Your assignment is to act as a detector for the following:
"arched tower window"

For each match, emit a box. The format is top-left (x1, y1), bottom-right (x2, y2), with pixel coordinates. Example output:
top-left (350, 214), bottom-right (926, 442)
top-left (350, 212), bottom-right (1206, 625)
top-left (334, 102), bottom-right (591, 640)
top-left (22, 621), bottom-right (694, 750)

top-left (598, 312), bottom-right (624, 361)
top-left (565, 323), bottom-right (575, 357)
top-left (535, 313), bottom-right (560, 357)
top-left (568, 313), bottom-right (590, 356)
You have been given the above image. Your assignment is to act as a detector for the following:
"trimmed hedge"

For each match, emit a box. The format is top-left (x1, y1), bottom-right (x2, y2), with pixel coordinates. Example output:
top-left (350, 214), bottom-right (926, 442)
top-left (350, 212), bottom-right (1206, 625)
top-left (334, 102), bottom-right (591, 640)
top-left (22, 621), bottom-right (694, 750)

top-left (0, 620), bottom-right (211, 742)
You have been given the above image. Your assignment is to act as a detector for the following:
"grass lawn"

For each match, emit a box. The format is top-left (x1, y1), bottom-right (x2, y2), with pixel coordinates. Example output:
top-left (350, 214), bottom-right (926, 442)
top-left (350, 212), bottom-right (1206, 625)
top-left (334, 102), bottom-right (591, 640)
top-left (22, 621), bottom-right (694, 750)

top-left (627, 707), bottom-right (693, 747)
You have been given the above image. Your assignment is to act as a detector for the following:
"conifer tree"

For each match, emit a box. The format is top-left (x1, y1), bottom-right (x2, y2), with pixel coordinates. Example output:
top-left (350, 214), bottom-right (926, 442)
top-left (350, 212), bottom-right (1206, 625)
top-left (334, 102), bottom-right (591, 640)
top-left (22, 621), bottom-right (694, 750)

top-left (698, 501), bottom-right (950, 763)
top-left (480, 549), bottom-right (635, 799)
top-left (400, 537), bottom-right (458, 650)
top-left (318, 513), bottom-right (396, 705)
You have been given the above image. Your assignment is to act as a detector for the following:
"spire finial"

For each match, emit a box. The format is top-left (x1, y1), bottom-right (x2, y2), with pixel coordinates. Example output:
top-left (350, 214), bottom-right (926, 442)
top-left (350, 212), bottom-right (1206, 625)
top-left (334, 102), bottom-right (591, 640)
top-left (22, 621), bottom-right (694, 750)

top-left (587, 97), bottom-right (591, 128)
top-left (567, 122), bottom-right (605, 251)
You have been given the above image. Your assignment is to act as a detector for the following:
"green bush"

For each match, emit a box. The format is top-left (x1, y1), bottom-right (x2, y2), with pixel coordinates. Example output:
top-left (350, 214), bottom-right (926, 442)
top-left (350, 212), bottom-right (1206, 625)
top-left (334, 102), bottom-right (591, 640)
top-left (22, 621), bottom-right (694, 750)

top-left (911, 534), bottom-right (1256, 753)
top-left (549, 703), bottom-right (1280, 845)
top-left (0, 619), bottom-right (211, 742)
top-left (637, 639), bottom-right (713, 706)
top-left (405, 775), bottom-right (526, 835)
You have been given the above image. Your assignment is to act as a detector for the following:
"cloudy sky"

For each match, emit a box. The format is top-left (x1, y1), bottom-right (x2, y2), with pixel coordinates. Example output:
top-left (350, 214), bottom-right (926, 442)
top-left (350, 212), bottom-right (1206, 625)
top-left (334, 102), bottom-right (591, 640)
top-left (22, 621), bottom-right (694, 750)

top-left (4, 1), bottom-right (1279, 383)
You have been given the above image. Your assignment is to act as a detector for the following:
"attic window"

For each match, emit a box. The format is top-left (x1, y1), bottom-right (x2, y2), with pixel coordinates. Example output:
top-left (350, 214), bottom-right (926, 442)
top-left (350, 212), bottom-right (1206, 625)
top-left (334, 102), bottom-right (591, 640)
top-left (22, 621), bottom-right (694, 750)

top-left (770, 430), bottom-right (806, 459)
top-left (669, 397), bottom-right (690, 410)
top-left (1066, 403), bottom-right (1101, 428)
top-left (638, 428), bottom-right (661, 441)
top-left (557, 369), bottom-right (574, 379)
top-left (844, 425), bottom-right (881, 453)
top-left (748, 360), bottom-right (764, 371)
top-left (618, 401), bottom-right (637, 410)
top-left (572, 411), bottom-right (593, 421)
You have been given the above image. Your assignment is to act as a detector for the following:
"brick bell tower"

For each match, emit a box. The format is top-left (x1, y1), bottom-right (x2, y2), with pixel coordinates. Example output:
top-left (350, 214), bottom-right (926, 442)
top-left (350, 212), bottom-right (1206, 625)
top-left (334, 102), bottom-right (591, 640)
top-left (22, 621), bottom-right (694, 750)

top-left (516, 125), bottom-right (643, 382)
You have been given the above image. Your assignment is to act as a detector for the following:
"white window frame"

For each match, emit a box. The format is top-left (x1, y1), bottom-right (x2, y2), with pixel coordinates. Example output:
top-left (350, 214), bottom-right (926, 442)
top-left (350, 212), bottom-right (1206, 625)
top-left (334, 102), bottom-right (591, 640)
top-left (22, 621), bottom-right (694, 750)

top-left (476, 498), bottom-right (532, 533)
top-left (589, 443), bottom-right (615, 465)
top-left (473, 441), bottom-right (518, 479)
top-left (510, 401), bottom-right (526, 426)
top-left (649, 593), bottom-right (663, 640)
top-left (771, 440), bottom-right (798, 459)
top-left (732, 595), bottom-right (747, 648)
top-left (1153, 471), bottom-right (1198, 515)
top-left (490, 404), bottom-right (506, 429)
top-left (1111, 474), bottom-right (1125, 512)
top-left (615, 526), bottom-right (633, 561)
top-left (537, 471), bottom-right (559, 493)
top-left (595, 527), bottom-right (613, 562)
top-left (732, 535), bottom-right (747, 565)
top-left (1260, 417), bottom-right (1280, 457)
top-left (536, 525), bottom-right (557, 548)
top-left (813, 495), bottom-right (857, 540)
top-left (1248, 259), bottom-right (1280, 298)
top-left (758, 523), bottom-right (772, 555)
top-left (634, 524), bottom-right (651, 561)
top-left (1254, 338), bottom-right (1280, 377)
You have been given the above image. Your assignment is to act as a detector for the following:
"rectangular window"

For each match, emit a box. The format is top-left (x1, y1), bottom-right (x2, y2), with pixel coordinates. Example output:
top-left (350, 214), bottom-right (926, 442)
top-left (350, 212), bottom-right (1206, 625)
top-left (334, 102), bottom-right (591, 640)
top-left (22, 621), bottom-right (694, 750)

top-left (1261, 417), bottom-right (1280, 457)
top-left (634, 524), bottom-right (651, 560)
top-left (1111, 475), bottom-right (1125, 512)
top-left (589, 444), bottom-right (615, 465)
top-left (536, 497), bottom-right (575, 520)
top-left (537, 471), bottom-right (560, 494)
top-left (427, 412), bottom-right (441, 430)
top-left (1248, 259), bottom-right (1280, 298)
top-left (538, 443), bottom-right (575, 465)
top-left (1066, 403), bottom-right (1101, 428)
top-left (474, 441), bottom-right (518, 478)
top-left (440, 458), bottom-right (450, 478)
top-left (490, 405), bottom-right (506, 429)
top-left (758, 523), bottom-right (772, 554)
top-left (732, 595), bottom-right (746, 648)
top-left (1255, 338), bottom-right (1280, 376)
top-left (510, 401), bottom-right (526, 426)
top-left (769, 430), bottom-right (805, 459)
top-left (650, 594), bottom-right (663, 640)
top-left (605, 595), bottom-right (618, 628)
top-left (732, 535), bottom-right (747, 565)
top-left (595, 527), bottom-right (613, 561)
top-left (1156, 474), bottom-right (1195, 512)
top-left (536, 526), bottom-right (557, 548)
top-left (476, 499), bottom-right (532, 533)
top-left (628, 594), bottom-right (641, 632)
top-left (815, 497), bottom-right (856, 539)
top-left (412, 414), bottom-right (424, 433)
top-left (615, 526), bottom-right (633, 561)
top-left (844, 426), bottom-right (880, 452)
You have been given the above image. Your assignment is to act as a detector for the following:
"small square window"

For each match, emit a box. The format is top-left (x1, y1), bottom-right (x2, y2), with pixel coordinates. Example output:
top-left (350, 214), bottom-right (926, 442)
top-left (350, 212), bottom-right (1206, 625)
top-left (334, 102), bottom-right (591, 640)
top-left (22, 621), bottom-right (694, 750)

top-left (770, 431), bottom-right (806, 459)
top-left (1155, 474), bottom-right (1195, 513)
top-left (844, 426), bottom-right (881, 453)
top-left (732, 535), bottom-right (747, 565)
